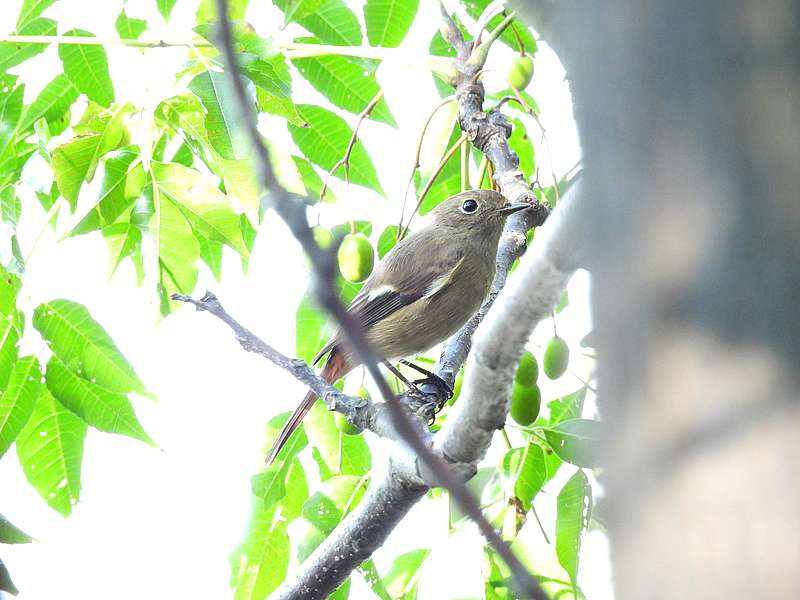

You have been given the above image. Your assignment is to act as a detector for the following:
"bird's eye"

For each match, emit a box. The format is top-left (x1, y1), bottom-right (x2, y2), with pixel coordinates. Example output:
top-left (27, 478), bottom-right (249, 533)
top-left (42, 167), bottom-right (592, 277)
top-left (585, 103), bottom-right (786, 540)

top-left (461, 199), bottom-right (479, 214)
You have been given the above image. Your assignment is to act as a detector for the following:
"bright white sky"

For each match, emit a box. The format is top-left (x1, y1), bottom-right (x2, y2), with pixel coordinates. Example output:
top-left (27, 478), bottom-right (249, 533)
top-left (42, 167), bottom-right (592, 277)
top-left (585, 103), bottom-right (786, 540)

top-left (1, 1), bottom-right (611, 598)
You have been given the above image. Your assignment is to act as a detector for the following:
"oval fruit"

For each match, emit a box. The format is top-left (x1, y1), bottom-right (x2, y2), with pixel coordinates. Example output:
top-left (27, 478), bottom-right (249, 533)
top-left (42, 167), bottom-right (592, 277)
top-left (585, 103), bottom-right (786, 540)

top-left (515, 350), bottom-right (538, 386)
top-left (312, 225), bottom-right (333, 250)
top-left (507, 53), bottom-right (534, 90)
top-left (543, 336), bottom-right (569, 379)
top-left (509, 382), bottom-right (541, 426)
top-left (335, 412), bottom-right (363, 436)
top-left (337, 232), bottom-right (374, 283)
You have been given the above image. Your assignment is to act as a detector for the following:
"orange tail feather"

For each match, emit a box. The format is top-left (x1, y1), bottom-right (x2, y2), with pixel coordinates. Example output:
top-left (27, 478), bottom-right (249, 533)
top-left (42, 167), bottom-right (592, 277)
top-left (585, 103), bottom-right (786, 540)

top-left (265, 351), bottom-right (348, 466)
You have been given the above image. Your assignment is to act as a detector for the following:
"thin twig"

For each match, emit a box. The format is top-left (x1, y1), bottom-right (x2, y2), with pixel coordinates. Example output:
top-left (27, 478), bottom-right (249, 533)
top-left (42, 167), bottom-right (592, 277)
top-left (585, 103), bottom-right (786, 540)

top-left (397, 95), bottom-right (457, 240)
top-left (320, 90), bottom-right (385, 201)
top-left (169, 292), bottom-right (413, 436)
top-left (399, 132), bottom-right (468, 239)
top-left (471, 0), bottom-right (506, 53)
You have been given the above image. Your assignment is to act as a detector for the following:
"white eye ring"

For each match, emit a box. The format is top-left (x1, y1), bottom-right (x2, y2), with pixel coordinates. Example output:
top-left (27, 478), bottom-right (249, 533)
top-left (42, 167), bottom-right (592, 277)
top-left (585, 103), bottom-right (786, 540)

top-left (461, 199), bottom-right (479, 214)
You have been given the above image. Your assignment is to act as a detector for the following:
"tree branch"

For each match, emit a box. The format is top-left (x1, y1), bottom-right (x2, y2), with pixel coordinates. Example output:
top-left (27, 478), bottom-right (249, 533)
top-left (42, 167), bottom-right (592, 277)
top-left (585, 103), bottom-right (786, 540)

top-left (169, 291), bottom-right (417, 445)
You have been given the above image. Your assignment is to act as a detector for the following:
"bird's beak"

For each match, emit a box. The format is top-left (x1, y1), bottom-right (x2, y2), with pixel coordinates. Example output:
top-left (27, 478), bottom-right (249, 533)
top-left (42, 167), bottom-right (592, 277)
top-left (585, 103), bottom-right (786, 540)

top-left (499, 202), bottom-right (530, 215)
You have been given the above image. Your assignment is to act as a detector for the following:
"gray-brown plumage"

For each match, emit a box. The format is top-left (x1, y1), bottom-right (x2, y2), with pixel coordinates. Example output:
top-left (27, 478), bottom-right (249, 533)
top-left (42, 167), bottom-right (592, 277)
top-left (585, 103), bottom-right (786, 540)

top-left (266, 189), bottom-right (529, 465)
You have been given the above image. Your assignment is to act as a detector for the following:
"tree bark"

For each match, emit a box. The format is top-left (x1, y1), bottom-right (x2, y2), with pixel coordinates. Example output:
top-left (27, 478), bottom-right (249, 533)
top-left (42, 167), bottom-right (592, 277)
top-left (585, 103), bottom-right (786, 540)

top-left (514, 0), bottom-right (800, 597)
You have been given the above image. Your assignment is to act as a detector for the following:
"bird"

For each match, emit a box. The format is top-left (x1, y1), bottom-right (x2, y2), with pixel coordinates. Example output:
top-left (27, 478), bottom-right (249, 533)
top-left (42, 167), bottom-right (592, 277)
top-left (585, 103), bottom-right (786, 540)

top-left (265, 189), bottom-right (530, 465)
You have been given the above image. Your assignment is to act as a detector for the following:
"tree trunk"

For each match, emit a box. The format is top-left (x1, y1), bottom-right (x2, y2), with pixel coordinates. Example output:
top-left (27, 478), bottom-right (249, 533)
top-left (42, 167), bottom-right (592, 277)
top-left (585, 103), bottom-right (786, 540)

top-left (517, 0), bottom-right (800, 597)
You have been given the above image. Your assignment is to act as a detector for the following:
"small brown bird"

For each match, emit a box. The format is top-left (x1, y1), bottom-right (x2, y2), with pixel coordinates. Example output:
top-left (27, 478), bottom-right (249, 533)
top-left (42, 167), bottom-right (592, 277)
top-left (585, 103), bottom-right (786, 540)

top-left (266, 189), bottom-right (529, 465)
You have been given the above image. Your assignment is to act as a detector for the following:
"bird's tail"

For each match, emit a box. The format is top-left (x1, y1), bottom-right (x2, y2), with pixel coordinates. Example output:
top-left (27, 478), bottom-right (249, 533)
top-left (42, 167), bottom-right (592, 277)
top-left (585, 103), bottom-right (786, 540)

top-left (265, 350), bottom-right (347, 466)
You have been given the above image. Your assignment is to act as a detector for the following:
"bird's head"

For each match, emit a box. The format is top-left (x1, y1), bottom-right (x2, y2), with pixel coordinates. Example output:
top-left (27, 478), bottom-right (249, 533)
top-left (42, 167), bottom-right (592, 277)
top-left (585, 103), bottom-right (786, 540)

top-left (429, 189), bottom-right (530, 232)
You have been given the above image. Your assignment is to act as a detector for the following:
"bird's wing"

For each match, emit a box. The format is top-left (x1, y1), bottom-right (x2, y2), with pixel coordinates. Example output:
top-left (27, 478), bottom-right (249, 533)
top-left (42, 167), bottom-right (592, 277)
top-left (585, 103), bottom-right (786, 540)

top-left (313, 228), bottom-right (464, 364)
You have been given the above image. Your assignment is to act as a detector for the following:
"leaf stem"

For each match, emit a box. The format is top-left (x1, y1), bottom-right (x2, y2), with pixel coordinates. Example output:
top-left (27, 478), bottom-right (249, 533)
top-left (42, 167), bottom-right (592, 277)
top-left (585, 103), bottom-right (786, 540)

top-left (24, 197), bottom-right (65, 264)
top-left (397, 96), bottom-right (457, 240)
top-left (399, 132), bottom-right (468, 239)
top-left (321, 89), bottom-right (385, 202)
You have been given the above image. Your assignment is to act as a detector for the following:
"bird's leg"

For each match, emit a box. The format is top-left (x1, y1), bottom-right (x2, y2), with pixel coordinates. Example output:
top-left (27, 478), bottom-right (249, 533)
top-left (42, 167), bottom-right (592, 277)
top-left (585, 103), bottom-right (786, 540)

top-left (382, 361), bottom-right (425, 396)
top-left (399, 359), bottom-right (454, 399)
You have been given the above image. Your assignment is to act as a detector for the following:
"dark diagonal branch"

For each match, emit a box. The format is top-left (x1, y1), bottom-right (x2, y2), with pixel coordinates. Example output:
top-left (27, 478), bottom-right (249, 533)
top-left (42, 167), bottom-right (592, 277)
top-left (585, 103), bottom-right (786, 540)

top-left (212, 1), bottom-right (546, 598)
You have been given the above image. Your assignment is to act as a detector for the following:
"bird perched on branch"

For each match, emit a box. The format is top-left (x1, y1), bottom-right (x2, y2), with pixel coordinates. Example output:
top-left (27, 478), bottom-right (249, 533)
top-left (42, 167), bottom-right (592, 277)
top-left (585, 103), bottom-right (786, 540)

top-left (266, 189), bottom-right (530, 465)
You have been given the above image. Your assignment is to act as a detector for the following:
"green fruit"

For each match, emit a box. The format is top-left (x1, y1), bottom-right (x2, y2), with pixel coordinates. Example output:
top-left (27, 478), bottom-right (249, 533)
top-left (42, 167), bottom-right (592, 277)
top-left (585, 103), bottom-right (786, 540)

top-left (335, 411), bottom-right (363, 436)
top-left (312, 225), bottom-right (333, 250)
top-left (448, 369), bottom-right (464, 405)
top-left (543, 336), bottom-right (569, 379)
top-left (509, 382), bottom-right (541, 426)
top-left (515, 351), bottom-right (538, 386)
top-left (337, 232), bottom-right (374, 283)
top-left (507, 53), bottom-right (534, 90)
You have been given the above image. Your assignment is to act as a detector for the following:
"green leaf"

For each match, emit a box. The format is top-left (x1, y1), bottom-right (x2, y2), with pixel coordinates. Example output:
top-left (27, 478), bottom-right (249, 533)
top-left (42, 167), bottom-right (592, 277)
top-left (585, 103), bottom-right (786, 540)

top-left (151, 161), bottom-right (248, 256)
top-left (16, 390), bottom-right (87, 516)
top-left (233, 456), bottom-right (307, 600)
top-left (416, 118), bottom-right (462, 215)
top-left (0, 83), bottom-right (24, 152)
top-left (52, 136), bottom-right (100, 211)
top-left (289, 105), bottom-right (384, 196)
top-left (0, 264), bottom-right (22, 315)
top-left (276, 0), bottom-right (361, 45)
top-left (241, 55), bottom-right (303, 126)
top-left (154, 93), bottom-right (211, 163)
top-left (304, 400), bottom-right (371, 478)
top-left (292, 41), bottom-right (395, 126)
top-left (217, 157), bottom-right (259, 227)
top-left (103, 218), bottom-right (144, 281)
top-left (0, 17), bottom-right (57, 75)
top-left (51, 105), bottom-right (131, 210)
top-left (45, 355), bottom-right (154, 445)
top-left (1, 184), bottom-right (22, 227)
top-left (383, 549), bottom-right (431, 599)
top-left (58, 29), bottom-right (115, 108)
top-left (230, 505), bottom-right (290, 600)
top-left (0, 312), bottom-right (22, 392)
top-left (261, 411), bottom-right (309, 471)
top-left (508, 117), bottom-right (534, 179)
top-left (462, 1), bottom-right (538, 55)
top-left (70, 149), bottom-right (144, 236)
top-left (32, 299), bottom-right (147, 396)
top-left (149, 182), bottom-right (199, 315)
top-left (377, 225), bottom-right (398, 258)
top-left (188, 71), bottom-right (249, 161)
top-left (500, 442), bottom-right (547, 511)
top-left (16, 0), bottom-right (57, 29)
top-left (302, 491), bottom-right (341, 533)
top-left (364, 0), bottom-right (419, 48)
top-left (196, 0), bottom-right (249, 23)
top-left (548, 388), bottom-right (586, 426)
top-left (544, 419), bottom-right (602, 469)
top-left (156, 0), bottom-right (178, 20)
top-left (0, 559), bottom-right (18, 596)
top-left (115, 10), bottom-right (147, 40)
top-left (555, 469), bottom-right (592, 593)
top-left (0, 513), bottom-right (33, 544)
top-left (292, 156), bottom-right (335, 202)
top-left (273, 0), bottom-right (323, 22)
top-left (359, 559), bottom-right (392, 600)
top-left (296, 292), bottom-right (332, 364)
top-left (0, 356), bottom-right (41, 459)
